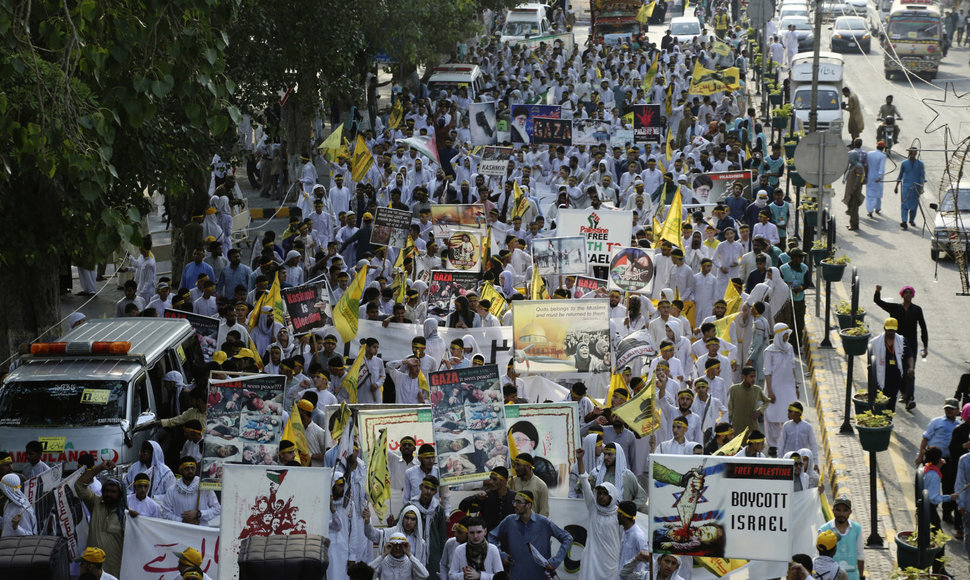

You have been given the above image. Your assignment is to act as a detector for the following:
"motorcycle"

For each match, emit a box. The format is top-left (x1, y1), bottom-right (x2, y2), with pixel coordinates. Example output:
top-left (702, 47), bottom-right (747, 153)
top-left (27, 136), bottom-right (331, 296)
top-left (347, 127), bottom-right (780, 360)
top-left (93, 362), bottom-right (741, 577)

top-left (876, 115), bottom-right (901, 156)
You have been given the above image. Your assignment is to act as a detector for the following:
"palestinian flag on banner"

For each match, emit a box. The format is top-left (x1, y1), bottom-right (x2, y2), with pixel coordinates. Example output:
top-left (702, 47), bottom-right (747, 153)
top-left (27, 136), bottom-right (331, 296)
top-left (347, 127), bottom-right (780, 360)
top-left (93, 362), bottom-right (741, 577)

top-left (397, 135), bottom-right (441, 167)
top-left (266, 469), bottom-right (288, 485)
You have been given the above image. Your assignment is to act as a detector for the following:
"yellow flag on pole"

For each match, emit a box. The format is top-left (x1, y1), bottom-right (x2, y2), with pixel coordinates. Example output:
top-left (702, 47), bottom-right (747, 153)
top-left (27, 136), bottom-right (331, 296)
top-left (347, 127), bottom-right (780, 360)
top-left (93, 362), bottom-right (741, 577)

top-left (351, 134), bottom-right (374, 182)
top-left (247, 274), bottom-right (286, 330)
top-left (713, 427), bottom-right (749, 456)
top-left (512, 181), bottom-right (529, 221)
top-left (342, 345), bottom-right (366, 404)
top-left (389, 100), bottom-right (404, 130)
top-left (642, 54), bottom-right (659, 91)
top-left (530, 264), bottom-right (550, 300)
top-left (508, 429), bottom-right (519, 462)
top-left (333, 265), bottom-right (368, 342)
top-left (367, 428), bottom-right (392, 519)
top-left (318, 123), bottom-right (344, 162)
top-left (656, 188), bottom-right (683, 248)
top-left (611, 375), bottom-right (662, 436)
top-left (281, 401), bottom-right (311, 466)
top-left (418, 371), bottom-right (430, 397)
top-left (480, 281), bottom-right (508, 318)
top-left (724, 280), bottom-right (742, 315)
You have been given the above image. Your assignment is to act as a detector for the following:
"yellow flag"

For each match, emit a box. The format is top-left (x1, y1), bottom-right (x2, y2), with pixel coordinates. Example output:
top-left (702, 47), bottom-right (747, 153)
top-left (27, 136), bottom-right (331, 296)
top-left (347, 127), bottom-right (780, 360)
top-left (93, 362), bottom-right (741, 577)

top-left (389, 100), bottom-right (403, 130)
top-left (342, 345), bottom-right (366, 404)
top-left (333, 265), bottom-right (368, 342)
top-left (394, 235), bottom-right (415, 270)
top-left (351, 134), bottom-right (374, 182)
top-left (393, 268), bottom-right (407, 305)
top-left (713, 427), bottom-right (749, 456)
top-left (714, 312), bottom-right (739, 343)
top-left (636, 3), bottom-right (650, 23)
top-left (684, 0), bottom-right (690, 11)
top-left (642, 54), bottom-right (659, 91)
top-left (605, 373), bottom-right (629, 407)
top-left (481, 226), bottom-right (493, 267)
top-left (418, 371), bottom-right (430, 396)
top-left (689, 62), bottom-right (741, 96)
top-left (530, 265), bottom-right (549, 300)
top-left (697, 557), bottom-right (749, 576)
top-left (282, 401), bottom-right (311, 466)
top-left (480, 281), bottom-right (509, 318)
top-left (318, 123), bottom-right (344, 161)
top-left (656, 188), bottom-right (683, 248)
top-left (622, 111), bottom-right (634, 126)
top-left (331, 402), bottom-right (352, 443)
top-left (665, 127), bottom-right (675, 162)
top-left (367, 428), bottom-right (392, 519)
top-left (611, 375), bottom-right (662, 436)
top-left (665, 82), bottom-right (674, 116)
top-left (644, 0), bottom-right (657, 18)
top-left (512, 181), bottom-right (529, 221)
top-left (247, 274), bottom-right (286, 330)
top-left (508, 428), bottom-right (519, 462)
top-left (596, 66), bottom-right (602, 79)
top-left (724, 280), bottom-right (742, 315)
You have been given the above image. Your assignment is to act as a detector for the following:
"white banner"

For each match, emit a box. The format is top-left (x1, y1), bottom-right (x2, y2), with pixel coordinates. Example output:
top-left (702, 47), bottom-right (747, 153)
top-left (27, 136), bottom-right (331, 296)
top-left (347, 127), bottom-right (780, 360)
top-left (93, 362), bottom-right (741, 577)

top-left (54, 468), bottom-right (88, 560)
top-left (345, 320), bottom-right (514, 371)
top-left (648, 455), bottom-right (794, 562)
top-left (121, 514), bottom-right (220, 580)
top-left (557, 209), bottom-right (634, 267)
top-left (219, 465), bottom-right (331, 580)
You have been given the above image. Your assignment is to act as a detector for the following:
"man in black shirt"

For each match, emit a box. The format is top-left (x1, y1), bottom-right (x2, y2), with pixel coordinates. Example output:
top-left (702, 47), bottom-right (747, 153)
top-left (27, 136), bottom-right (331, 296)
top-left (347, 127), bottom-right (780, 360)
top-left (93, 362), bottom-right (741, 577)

top-left (874, 284), bottom-right (928, 410)
top-left (457, 466), bottom-right (515, 531)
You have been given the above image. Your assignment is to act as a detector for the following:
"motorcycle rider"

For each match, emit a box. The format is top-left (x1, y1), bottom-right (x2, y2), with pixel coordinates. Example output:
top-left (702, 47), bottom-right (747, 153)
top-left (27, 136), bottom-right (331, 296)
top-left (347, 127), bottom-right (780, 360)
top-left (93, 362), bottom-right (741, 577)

top-left (877, 116), bottom-right (900, 148)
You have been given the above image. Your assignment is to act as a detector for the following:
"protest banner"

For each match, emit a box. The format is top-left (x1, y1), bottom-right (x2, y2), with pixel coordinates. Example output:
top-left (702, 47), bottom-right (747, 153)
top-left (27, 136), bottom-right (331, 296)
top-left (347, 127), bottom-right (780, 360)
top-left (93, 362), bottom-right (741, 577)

top-left (512, 299), bottom-right (611, 373)
top-left (164, 309), bottom-right (219, 361)
top-left (505, 403), bottom-right (579, 496)
top-left (121, 514), bottom-right (220, 580)
top-left (370, 206), bottom-right (413, 248)
top-left (611, 128), bottom-right (635, 150)
top-left (573, 275), bottom-right (609, 297)
top-left (202, 374), bottom-right (285, 487)
top-left (633, 104), bottom-right (663, 143)
top-left (688, 170), bottom-right (752, 205)
top-left (219, 465), bottom-right (331, 580)
top-left (572, 118), bottom-right (612, 145)
top-left (430, 204), bottom-right (486, 232)
top-left (357, 407), bottom-right (435, 517)
top-left (428, 270), bottom-right (480, 318)
top-left (689, 63), bottom-right (741, 96)
top-left (428, 364), bottom-right (508, 485)
top-left (445, 230), bottom-right (483, 272)
top-left (531, 116), bottom-right (573, 146)
top-left (27, 464), bottom-right (63, 535)
top-left (479, 146), bottom-right (512, 177)
top-left (648, 455), bottom-right (794, 561)
top-left (608, 247), bottom-right (655, 293)
top-left (614, 329), bottom-right (659, 370)
top-left (280, 282), bottom-right (330, 335)
top-left (531, 236), bottom-right (588, 276)
top-left (509, 103), bottom-right (561, 144)
top-left (556, 208), bottom-right (633, 267)
top-left (54, 467), bottom-right (89, 560)
top-left (470, 101), bottom-right (498, 145)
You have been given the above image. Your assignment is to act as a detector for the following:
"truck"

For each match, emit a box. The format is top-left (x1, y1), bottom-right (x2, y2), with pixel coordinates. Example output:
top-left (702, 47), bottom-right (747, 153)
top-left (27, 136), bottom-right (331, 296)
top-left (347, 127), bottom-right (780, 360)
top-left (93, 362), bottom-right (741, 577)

top-left (590, 0), bottom-right (643, 45)
top-left (788, 51), bottom-right (845, 133)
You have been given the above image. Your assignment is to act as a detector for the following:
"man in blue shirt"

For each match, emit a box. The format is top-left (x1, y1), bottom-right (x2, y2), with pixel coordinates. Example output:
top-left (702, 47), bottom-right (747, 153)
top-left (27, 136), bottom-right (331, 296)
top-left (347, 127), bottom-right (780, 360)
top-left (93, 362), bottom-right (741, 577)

top-left (895, 146), bottom-right (925, 230)
top-left (488, 490), bottom-right (572, 579)
top-left (819, 495), bottom-right (864, 580)
top-left (216, 248), bottom-right (253, 297)
top-left (180, 248), bottom-right (215, 290)
top-left (780, 249), bottom-right (809, 351)
top-left (918, 398), bottom-right (962, 467)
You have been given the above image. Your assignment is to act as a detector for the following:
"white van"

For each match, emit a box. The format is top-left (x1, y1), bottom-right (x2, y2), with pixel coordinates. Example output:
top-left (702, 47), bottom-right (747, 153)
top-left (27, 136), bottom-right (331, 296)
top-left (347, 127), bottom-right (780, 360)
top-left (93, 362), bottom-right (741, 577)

top-left (789, 52), bottom-right (845, 132)
top-left (500, 3), bottom-right (554, 42)
top-left (427, 64), bottom-right (486, 101)
top-left (0, 318), bottom-right (204, 472)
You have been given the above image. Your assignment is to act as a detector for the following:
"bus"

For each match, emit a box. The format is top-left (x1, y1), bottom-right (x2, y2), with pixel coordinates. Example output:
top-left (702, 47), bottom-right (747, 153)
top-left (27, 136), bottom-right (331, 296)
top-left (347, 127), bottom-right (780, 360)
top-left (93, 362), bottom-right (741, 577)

top-left (882, 0), bottom-right (943, 79)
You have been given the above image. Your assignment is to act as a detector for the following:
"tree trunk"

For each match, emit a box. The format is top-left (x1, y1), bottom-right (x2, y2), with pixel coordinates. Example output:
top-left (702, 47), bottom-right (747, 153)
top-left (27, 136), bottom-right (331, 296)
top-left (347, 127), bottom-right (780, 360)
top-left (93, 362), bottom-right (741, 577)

top-left (283, 80), bottom-right (317, 192)
top-left (0, 254), bottom-right (62, 365)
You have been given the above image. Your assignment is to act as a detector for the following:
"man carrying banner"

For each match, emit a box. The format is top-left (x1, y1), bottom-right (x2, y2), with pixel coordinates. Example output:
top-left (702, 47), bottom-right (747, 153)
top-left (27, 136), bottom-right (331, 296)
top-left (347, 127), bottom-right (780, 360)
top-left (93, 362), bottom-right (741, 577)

top-left (158, 457), bottom-right (221, 527)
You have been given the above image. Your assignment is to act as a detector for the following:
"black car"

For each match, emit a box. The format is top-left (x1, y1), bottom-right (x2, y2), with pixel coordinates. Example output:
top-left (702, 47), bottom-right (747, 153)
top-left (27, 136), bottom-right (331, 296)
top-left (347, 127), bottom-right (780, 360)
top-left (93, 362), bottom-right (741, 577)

top-left (830, 15), bottom-right (871, 53)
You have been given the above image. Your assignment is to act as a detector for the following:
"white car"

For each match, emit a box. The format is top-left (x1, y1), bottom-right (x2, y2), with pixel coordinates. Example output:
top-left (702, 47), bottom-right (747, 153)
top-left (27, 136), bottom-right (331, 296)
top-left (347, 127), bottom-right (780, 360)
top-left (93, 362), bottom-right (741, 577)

top-left (930, 185), bottom-right (970, 261)
top-left (670, 16), bottom-right (702, 44)
top-left (780, 5), bottom-right (811, 19)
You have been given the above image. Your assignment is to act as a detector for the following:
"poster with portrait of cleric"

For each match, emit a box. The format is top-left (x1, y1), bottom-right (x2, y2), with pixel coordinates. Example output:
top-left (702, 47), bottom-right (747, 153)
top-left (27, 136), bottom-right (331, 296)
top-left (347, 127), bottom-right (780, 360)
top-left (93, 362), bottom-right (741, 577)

top-left (688, 170), bottom-right (752, 206)
top-left (532, 236), bottom-right (589, 276)
top-left (505, 402), bottom-right (580, 496)
top-left (509, 103), bottom-right (561, 144)
top-left (428, 364), bottom-right (508, 485)
top-left (648, 455), bottom-right (794, 561)
top-left (428, 270), bottom-right (480, 318)
top-left (608, 247), bottom-right (655, 294)
top-left (219, 465), bottom-right (330, 580)
top-left (369, 206), bottom-right (413, 248)
top-left (470, 101), bottom-right (498, 145)
top-left (512, 299), bottom-right (611, 374)
top-left (202, 374), bottom-right (285, 488)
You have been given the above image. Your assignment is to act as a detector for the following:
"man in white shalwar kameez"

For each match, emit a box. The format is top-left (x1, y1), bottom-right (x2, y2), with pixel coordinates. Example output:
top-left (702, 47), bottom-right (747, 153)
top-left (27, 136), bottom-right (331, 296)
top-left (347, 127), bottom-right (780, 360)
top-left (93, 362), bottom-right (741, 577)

top-left (763, 324), bottom-right (799, 453)
top-left (123, 440), bottom-right (175, 501)
top-left (369, 531), bottom-right (430, 579)
top-left (126, 472), bottom-right (161, 518)
top-left (576, 449), bottom-right (621, 580)
top-left (158, 457), bottom-right (221, 527)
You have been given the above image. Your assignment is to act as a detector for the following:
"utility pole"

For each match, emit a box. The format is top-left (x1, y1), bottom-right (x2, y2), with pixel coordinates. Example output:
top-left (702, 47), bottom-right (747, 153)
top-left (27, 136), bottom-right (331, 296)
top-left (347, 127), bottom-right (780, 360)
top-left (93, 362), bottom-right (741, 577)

top-left (808, 0), bottom-right (824, 133)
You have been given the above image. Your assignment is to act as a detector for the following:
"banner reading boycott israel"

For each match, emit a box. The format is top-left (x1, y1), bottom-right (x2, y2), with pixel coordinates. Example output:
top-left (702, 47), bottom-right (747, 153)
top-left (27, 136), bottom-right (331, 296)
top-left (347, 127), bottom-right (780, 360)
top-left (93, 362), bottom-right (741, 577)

top-left (648, 455), bottom-right (794, 561)
top-left (512, 299), bottom-right (611, 373)
top-left (557, 209), bottom-right (633, 267)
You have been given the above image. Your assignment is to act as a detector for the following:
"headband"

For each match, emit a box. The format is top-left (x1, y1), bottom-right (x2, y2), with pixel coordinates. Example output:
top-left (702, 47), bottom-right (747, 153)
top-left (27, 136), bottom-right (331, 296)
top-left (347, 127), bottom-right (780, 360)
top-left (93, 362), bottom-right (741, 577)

top-left (787, 404), bottom-right (802, 414)
top-left (421, 478), bottom-right (439, 490)
top-left (747, 436), bottom-right (765, 444)
top-left (490, 469), bottom-right (507, 481)
top-left (400, 436), bottom-right (416, 445)
top-left (179, 459), bottom-right (197, 469)
top-left (453, 523), bottom-right (468, 533)
top-left (673, 416), bottom-right (689, 427)
top-left (183, 426), bottom-right (203, 435)
top-left (279, 441), bottom-right (296, 453)
top-left (0, 456), bottom-right (12, 465)
top-left (660, 344), bottom-right (674, 352)
top-left (677, 389), bottom-right (694, 399)
top-left (418, 451), bottom-right (436, 458)
top-left (516, 456), bottom-right (534, 467)
top-left (515, 492), bottom-right (534, 504)
top-left (617, 507), bottom-right (637, 520)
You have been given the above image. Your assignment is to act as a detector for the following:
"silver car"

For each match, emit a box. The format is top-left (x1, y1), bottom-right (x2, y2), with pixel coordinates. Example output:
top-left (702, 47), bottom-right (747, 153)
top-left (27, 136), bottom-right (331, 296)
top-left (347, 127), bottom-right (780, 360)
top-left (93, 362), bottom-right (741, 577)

top-left (929, 185), bottom-right (970, 261)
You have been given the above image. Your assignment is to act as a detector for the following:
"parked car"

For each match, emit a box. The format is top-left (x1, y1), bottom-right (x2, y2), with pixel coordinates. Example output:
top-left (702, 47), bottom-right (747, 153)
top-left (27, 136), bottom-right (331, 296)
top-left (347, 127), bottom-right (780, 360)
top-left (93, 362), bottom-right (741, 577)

top-left (930, 185), bottom-right (970, 261)
top-left (830, 15), bottom-right (872, 52)
top-left (669, 16), bottom-right (702, 43)
top-left (779, 15), bottom-right (816, 51)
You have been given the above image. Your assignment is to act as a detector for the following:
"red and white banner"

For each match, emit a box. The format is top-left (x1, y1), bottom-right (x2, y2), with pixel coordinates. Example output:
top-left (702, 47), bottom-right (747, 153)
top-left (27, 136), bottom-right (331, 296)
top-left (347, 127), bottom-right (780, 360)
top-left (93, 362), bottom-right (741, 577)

top-left (121, 514), bottom-right (220, 580)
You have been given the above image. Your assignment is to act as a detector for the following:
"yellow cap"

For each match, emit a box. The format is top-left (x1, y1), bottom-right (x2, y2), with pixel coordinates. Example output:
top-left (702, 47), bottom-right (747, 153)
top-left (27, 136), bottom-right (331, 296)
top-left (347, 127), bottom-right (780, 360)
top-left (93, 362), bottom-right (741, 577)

top-left (174, 547), bottom-right (203, 567)
top-left (79, 547), bottom-right (106, 564)
top-left (211, 351), bottom-right (227, 364)
top-left (884, 317), bottom-right (898, 330)
top-left (362, 212), bottom-right (374, 220)
top-left (817, 529), bottom-right (838, 551)
top-left (297, 399), bottom-right (314, 412)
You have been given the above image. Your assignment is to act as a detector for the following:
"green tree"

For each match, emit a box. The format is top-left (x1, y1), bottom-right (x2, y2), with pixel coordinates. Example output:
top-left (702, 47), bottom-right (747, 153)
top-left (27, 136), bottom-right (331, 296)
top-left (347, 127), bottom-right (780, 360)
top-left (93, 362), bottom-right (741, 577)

top-left (0, 0), bottom-right (240, 362)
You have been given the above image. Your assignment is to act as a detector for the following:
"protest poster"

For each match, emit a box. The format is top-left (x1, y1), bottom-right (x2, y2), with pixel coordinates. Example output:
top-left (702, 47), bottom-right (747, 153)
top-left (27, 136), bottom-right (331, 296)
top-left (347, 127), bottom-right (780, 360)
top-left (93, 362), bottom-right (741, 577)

top-left (470, 101), bottom-right (498, 145)
top-left (370, 206), bottom-right (413, 248)
top-left (430, 204), bottom-right (486, 231)
top-left (532, 236), bottom-right (588, 276)
top-left (27, 464), bottom-right (63, 536)
top-left (479, 146), bottom-right (512, 178)
top-left (648, 455), bottom-right (794, 561)
top-left (509, 103), bottom-right (561, 144)
top-left (54, 467), bottom-right (89, 560)
top-left (633, 104), bottom-right (663, 144)
top-left (505, 403), bottom-right (579, 496)
top-left (219, 465), bottom-right (331, 580)
top-left (512, 299), bottom-right (611, 373)
top-left (532, 117), bottom-right (573, 146)
top-left (121, 514), bottom-right (220, 580)
top-left (357, 407), bottom-right (435, 517)
top-left (573, 275), bottom-right (609, 298)
top-left (611, 128), bottom-right (635, 150)
top-left (428, 364), bottom-right (508, 485)
top-left (445, 230), bottom-right (483, 272)
top-left (608, 247), bottom-right (655, 293)
top-left (688, 171), bottom-right (752, 205)
top-left (428, 270), bottom-right (480, 318)
top-left (202, 374), bottom-right (285, 487)
top-left (556, 208), bottom-right (633, 267)
top-left (614, 329), bottom-right (659, 370)
top-left (689, 64), bottom-right (741, 96)
top-left (280, 282), bottom-right (330, 335)
top-left (572, 118), bottom-right (612, 145)
top-left (164, 309), bottom-right (219, 361)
